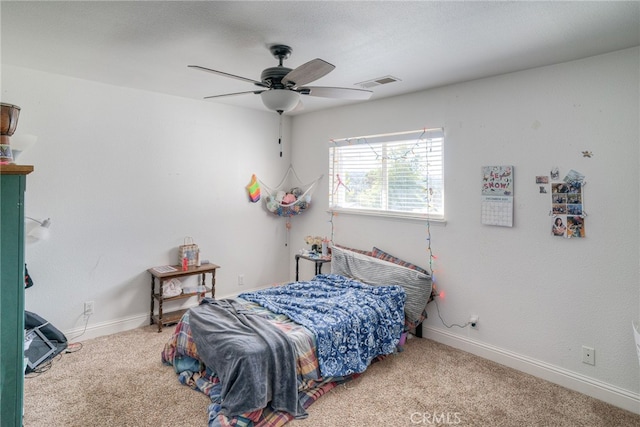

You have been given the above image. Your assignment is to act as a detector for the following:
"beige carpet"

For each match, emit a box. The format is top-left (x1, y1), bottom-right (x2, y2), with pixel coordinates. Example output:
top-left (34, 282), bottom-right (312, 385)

top-left (23, 325), bottom-right (639, 427)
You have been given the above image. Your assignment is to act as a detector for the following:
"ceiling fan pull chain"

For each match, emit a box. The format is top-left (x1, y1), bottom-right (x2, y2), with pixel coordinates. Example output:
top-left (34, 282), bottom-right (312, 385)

top-left (278, 112), bottom-right (283, 157)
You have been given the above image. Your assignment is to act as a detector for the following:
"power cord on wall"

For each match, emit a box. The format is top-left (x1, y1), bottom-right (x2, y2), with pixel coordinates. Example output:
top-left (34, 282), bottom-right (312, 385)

top-left (66, 313), bottom-right (91, 342)
top-left (433, 296), bottom-right (471, 329)
top-left (64, 312), bottom-right (90, 352)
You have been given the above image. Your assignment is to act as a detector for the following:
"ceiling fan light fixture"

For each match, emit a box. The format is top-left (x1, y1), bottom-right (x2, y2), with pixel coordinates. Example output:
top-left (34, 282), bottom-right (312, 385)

top-left (260, 89), bottom-right (300, 113)
top-left (192, 44), bottom-right (371, 113)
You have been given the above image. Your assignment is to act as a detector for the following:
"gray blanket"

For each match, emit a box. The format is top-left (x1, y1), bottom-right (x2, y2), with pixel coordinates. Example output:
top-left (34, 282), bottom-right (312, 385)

top-left (188, 298), bottom-right (306, 419)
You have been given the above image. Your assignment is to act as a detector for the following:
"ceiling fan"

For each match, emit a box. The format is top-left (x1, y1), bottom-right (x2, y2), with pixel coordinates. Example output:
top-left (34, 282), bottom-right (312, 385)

top-left (189, 44), bottom-right (373, 114)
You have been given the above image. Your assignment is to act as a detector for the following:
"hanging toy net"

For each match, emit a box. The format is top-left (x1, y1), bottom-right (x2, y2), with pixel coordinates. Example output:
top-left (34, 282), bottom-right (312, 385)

top-left (259, 165), bottom-right (323, 217)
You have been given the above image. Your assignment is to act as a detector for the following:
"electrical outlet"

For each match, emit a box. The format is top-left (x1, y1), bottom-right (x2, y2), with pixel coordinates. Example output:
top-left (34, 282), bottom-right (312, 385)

top-left (238, 274), bottom-right (244, 286)
top-left (469, 315), bottom-right (479, 328)
top-left (84, 301), bottom-right (94, 316)
top-left (582, 346), bottom-right (595, 365)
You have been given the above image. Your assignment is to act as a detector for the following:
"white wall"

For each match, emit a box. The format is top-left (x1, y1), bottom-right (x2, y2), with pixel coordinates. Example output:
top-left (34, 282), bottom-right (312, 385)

top-left (290, 48), bottom-right (640, 412)
top-left (2, 47), bottom-right (638, 413)
top-left (2, 65), bottom-right (292, 336)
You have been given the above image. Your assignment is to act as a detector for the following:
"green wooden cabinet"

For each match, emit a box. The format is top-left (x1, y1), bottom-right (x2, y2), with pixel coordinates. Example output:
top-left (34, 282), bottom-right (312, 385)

top-left (1, 164), bottom-right (33, 426)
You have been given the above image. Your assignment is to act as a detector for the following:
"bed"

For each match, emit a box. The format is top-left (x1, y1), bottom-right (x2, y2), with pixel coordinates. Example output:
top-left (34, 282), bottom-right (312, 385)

top-left (161, 246), bottom-right (433, 427)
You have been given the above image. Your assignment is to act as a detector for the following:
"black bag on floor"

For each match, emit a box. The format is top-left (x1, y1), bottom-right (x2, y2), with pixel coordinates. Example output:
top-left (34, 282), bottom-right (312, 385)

top-left (24, 311), bottom-right (68, 373)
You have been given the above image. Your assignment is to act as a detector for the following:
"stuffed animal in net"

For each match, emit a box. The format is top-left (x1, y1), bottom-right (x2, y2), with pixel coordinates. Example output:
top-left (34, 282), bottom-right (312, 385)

top-left (260, 167), bottom-right (320, 217)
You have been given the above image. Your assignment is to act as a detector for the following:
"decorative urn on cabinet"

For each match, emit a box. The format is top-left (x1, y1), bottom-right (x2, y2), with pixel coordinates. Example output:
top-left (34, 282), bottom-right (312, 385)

top-left (0, 103), bottom-right (21, 164)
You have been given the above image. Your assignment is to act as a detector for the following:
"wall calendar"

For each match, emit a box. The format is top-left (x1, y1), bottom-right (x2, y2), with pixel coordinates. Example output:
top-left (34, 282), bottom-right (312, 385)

top-left (481, 165), bottom-right (514, 227)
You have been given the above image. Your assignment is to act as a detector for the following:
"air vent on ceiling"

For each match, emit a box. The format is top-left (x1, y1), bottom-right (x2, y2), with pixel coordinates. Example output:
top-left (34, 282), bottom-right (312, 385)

top-left (356, 75), bottom-right (402, 89)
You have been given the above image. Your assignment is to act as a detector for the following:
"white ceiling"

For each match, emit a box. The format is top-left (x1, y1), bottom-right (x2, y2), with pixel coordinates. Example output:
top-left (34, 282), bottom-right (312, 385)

top-left (1, 1), bottom-right (639, 115)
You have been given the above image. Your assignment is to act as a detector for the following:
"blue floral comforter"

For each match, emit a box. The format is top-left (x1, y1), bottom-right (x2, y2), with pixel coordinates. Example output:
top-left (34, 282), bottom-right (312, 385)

top-left (239, 274), bottom-right (405, 377)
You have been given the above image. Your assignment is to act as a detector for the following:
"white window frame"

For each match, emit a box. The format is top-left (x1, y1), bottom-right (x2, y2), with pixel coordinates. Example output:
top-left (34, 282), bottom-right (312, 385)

top-left (329, 128), bottom-right (445, 221)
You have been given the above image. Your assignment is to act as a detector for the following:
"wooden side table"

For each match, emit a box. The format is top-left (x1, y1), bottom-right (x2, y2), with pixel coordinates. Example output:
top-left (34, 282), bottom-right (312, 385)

top-left (295, 254), bottom-right (331, 281)
top-left (147, 263), bottom-right (220, 332)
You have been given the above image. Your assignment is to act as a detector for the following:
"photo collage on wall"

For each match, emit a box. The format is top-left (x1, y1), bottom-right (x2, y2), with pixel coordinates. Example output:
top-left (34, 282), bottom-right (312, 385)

top-left (549, 169), bottom-right (586, 238)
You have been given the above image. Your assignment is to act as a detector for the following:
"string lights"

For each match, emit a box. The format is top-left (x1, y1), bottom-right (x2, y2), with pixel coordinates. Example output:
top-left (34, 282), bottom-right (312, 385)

top-left (423, 133), bottom-right (472, 329)
top-left (328, 210), bottom-right (336, 244)
top-left (337, 129), bottom-right (427, 162)
top-left (423, 133), bottom-right (440, 300)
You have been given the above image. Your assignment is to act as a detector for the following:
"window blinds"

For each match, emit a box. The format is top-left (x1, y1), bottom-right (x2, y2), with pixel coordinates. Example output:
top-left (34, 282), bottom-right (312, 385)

top-left (329, 128), bottom-right (444, 220)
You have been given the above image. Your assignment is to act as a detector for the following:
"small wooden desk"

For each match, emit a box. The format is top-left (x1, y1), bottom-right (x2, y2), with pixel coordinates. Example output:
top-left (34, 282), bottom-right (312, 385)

top-left (147, 263), bottom-right (219, 332)
top-left (295, 254), bottom-right (331, 281)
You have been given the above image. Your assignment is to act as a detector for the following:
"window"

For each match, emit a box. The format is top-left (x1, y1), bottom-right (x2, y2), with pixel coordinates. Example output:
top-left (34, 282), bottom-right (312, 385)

top-left (329, 128), bottom-right (444, 220)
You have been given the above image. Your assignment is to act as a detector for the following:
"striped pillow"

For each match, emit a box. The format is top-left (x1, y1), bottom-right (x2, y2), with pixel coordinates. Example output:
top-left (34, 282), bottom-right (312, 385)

top-left (332, 243), bottom-right (373, 257)
top-left (372, 247), bottom-right (429, 275)
top-left (371, 247), bottom-right (434, 328)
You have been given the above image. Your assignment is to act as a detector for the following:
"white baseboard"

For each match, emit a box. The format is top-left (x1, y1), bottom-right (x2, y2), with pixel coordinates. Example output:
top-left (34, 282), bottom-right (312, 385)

top-left (423, 325), bottom-right (640, 415)
top-left (63, 313), bottom-right (150, 342)
top-left (63, 292), bottom-right (246, 342)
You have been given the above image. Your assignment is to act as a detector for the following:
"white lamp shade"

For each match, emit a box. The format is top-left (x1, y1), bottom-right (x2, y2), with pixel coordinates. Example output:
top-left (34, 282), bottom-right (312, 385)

top-left (27, 217), bottom-right (51, 240)
top-left (260, 89), bottom-right (300, 113)
top-left (28, 225), bottom-right (50, 240)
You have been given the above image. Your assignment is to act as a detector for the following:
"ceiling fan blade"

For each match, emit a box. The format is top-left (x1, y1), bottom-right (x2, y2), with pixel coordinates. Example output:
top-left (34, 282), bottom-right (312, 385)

top-left (189, 65), bottom-right (267, 87)
top-left (204, 90), bottom-right (265, 99)
top-left (299, 86), bottom-right (373, 100)
top-left (282, 59), bottom-right (335, 87)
